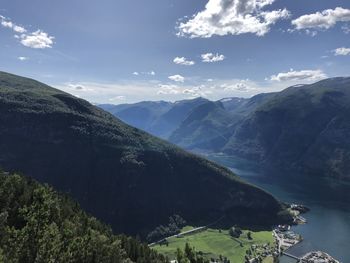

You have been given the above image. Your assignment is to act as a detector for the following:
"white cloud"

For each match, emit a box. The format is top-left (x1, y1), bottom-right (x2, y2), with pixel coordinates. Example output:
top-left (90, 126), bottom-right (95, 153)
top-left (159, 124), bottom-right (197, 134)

top-left (183, 86), bottom-right (213, 98)
top-left (0, 16), bottom-right (54, 49)
top-left (201, 53), bottom-right (225, 63)
top-left (177, 0), bottom-right (290, 38)
top-left (109, 96), bottom-right (126, 102)
top-left (173, 56), bottom-right (195, 66)
top-left (342, 24), bottom-right (350, 34)
top-left (168, 74), bottom-right (185, 82)
top-left (59, 81), bottom-right (166, 104)
top-left (292, 7), bottom-right (350, 31)
top-left (1, 17), bottom-right (26, 33)
top-left (1, 19), bottom-right (13, 28)
top-left (333, 47), bottom-right (350, 56)
top-left (270, 69), bottom-right (327, 82)
top-left (18, 56), bottom-right (28, 61)
top-left (57, 75), bottom-right (330, 104)
top-left (157, 84), bottom-right (180, 95)
top-left (13, 25), bottom-right (26, 33)
top-left (220, 81), bottom-right (253, 92)
top-left (20, 30), bottom-right (54, 49)
top-left (305, 29), bottom-right (318, 37)
top-left (133, 71), bottom-right (155, 76)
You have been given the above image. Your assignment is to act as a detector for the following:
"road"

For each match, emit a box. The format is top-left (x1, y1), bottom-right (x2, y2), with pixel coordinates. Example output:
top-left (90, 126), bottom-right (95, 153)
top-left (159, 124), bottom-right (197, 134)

top-left (149, 226), bottom-right (207, 247)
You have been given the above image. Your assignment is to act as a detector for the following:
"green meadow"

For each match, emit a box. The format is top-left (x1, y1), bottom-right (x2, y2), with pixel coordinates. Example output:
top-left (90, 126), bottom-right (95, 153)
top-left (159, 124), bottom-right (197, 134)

top-left (154, 227), bottom-right (274, 262)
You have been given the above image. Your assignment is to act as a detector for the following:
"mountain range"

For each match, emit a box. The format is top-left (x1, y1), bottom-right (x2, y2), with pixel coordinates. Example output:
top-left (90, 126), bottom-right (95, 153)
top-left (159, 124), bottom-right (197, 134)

top-left (0, 71), bottom-right (289, 238)
top-left (100, 77), bottom-right (350, 181)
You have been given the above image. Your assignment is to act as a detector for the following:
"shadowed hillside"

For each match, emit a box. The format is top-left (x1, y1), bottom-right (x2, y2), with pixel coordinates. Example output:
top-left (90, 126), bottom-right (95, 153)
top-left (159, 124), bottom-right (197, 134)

top-left (0, 72), bottom-right (289, 238)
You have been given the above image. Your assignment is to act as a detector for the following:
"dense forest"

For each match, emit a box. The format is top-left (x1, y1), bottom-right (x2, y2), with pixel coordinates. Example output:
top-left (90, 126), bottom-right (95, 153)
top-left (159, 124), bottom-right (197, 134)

top-left (0, 170), bottom-right (168, 263)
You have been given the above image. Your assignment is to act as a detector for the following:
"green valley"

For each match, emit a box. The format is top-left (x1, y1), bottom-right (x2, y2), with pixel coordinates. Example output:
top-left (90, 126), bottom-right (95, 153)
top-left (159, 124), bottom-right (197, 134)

top-left (153, 227), bottom-right (275, 263)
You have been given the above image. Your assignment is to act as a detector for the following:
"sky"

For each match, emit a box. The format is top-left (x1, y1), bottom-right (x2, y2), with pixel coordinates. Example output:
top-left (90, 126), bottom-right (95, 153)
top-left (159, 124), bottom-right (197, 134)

top-left (1, 0), bottom-right (350, 104)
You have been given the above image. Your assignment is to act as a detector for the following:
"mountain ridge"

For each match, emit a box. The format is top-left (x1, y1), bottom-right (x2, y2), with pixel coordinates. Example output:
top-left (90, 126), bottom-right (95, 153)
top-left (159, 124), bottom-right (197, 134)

top-left (101, 77), bottom-right (350, 181)
top-left (0, 71), bottom-right (289, 238)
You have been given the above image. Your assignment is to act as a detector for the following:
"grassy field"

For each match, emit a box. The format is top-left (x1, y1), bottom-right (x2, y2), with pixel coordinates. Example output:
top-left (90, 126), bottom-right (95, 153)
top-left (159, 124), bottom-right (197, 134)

top-left (153, 227), bottom-right (274, 262)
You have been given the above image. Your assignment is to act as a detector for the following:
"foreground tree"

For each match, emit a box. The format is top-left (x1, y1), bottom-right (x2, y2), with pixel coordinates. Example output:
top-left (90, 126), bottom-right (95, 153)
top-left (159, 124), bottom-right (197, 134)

top-left (0, 171), bottom-right (167, 263)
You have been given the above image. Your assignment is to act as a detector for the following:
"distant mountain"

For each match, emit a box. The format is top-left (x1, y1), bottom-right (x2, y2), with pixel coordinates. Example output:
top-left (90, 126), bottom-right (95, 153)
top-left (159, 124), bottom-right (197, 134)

top-left (0, 72), bottom-right (289, 238)
top-left (99, 101), bottom-right (173, 137)
top-left (169, 94), bottom-right (278, 151)
top-left (219, 97), bottom-right (248, 112)
top-left (99, 97), bottom-right (209, 139)
top-left (224, 78), bottom-right (350, 181)
top-left (169, 101), bottom-right (234, 151)
top-left (102, 78), bottom-right (350, 181)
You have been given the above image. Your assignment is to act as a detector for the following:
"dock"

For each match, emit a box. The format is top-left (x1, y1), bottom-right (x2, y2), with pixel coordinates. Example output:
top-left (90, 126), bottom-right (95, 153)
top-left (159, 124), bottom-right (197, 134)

top-left (282, 251), bottom-right (300, 260)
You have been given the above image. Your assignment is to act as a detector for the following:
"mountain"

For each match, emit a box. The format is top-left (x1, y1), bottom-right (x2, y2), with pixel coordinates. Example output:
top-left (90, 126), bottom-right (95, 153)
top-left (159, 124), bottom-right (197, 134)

top-left (100, 94), bottom-right (276, 152)
top-left (224, 78), bottom-right (350, 181)
top-left (169, 94), bottom-right (278, 152)
top-left (99, 101), bottom-right (173, 137)
top-left (219, 97), bottom-right (248, 112)
top-left (0, 171), bottom-right (168, 262)
top-left (102, 78), bottom-right (350, 181)
top-left (99, 97), bottom-right (209, 139)
top-left (0, 72), bottom-right (289, 238)
top-left (169, 101), bottom-right (234, 151)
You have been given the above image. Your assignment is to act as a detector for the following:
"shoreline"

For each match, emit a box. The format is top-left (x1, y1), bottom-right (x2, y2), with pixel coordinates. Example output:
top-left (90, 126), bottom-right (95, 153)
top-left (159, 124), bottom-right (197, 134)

top-left (274, 204), bottom-right (340, 263)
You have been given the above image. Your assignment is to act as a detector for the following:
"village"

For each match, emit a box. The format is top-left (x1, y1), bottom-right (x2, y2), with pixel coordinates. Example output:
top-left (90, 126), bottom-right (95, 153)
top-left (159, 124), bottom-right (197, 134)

top-left (271, 204), bottom-right (340, 263)
top-left (155, 204), bottom-right (341, 263)
top-left (300, 251), bottom-right (340, 263)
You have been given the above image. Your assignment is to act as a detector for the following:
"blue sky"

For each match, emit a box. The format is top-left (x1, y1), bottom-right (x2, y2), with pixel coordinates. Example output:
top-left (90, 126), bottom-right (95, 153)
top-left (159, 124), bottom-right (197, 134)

top-left (1, 0), bottom-right (350, 103)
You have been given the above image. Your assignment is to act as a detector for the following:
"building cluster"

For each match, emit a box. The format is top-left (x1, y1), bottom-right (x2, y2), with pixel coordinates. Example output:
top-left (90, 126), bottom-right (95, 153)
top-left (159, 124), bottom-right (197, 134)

top-left (289, 204), bottom-right (308, 224)
top-left (245, 243), bottom-right (276, 263)
top-left (273, 225), bottom-right (302, 251)
top-left (301, 251), bottom-right (340, 263)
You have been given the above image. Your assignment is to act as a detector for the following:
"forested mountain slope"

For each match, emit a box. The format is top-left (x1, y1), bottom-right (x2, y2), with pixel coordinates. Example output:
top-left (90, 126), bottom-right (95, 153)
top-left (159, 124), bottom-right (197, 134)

top-left (0, 72), bottom-right (288, 237)
top-left (0, 171), bottom-right (167, 263)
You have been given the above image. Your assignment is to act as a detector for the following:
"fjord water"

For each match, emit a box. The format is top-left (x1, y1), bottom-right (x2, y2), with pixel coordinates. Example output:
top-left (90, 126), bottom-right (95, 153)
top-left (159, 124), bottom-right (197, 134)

top-left (208, 155), bottom-right (350, 263)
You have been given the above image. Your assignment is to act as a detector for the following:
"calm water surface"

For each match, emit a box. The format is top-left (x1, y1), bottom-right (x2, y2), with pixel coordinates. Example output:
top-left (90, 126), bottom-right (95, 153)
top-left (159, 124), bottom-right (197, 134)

top-left (208, 155), bottom-right (350, 263)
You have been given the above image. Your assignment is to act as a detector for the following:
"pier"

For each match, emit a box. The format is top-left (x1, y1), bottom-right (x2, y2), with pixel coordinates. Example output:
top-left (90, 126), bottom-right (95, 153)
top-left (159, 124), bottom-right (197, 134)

top-left (282, 251), bottom-right (300, 260)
